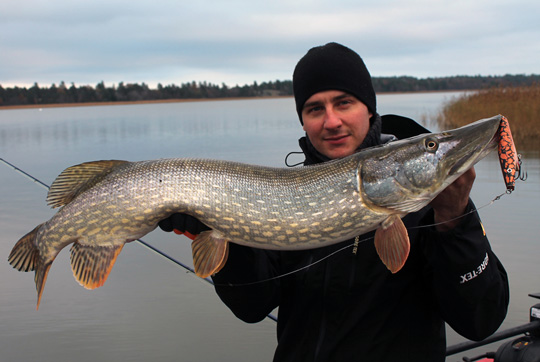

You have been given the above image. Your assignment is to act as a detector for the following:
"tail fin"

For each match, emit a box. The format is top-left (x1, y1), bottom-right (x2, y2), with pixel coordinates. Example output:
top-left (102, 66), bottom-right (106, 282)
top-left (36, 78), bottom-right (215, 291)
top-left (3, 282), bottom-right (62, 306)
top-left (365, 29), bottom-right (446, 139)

top-left (8, 223), bottom-right (52, 309)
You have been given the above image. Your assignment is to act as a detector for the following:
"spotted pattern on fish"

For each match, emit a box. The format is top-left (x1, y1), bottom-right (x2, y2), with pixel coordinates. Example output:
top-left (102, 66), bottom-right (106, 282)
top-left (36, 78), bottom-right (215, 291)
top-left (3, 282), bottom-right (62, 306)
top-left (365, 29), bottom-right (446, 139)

top-left (8, 115), bottom-right (504, 308)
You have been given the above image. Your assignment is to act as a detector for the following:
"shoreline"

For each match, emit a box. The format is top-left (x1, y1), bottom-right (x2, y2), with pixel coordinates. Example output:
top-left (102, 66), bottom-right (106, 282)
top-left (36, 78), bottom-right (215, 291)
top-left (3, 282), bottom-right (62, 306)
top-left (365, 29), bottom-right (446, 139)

top-left (0, 90), bottom-right (470, 111)
top-left (0, 96), bottom-right (293, 110)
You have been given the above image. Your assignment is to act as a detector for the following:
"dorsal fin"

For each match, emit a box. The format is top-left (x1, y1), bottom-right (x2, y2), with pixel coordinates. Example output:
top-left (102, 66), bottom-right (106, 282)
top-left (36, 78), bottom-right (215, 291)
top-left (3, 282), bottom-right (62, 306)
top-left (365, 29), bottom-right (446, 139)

top-left (47, 160), bottom-right (129, 208)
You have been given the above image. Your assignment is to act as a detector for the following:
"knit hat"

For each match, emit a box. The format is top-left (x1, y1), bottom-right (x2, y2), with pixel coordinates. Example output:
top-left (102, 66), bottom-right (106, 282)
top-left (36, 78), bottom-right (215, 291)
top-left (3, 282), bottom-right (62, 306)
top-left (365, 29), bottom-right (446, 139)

top-left (293, 42), bottom-right (376, 124)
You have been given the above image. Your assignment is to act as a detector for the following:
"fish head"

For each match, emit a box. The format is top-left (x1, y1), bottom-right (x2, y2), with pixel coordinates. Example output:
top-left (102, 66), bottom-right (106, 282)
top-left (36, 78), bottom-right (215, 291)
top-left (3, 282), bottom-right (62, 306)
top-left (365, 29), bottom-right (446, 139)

top-left (360, 115), bottom-right (501, 213)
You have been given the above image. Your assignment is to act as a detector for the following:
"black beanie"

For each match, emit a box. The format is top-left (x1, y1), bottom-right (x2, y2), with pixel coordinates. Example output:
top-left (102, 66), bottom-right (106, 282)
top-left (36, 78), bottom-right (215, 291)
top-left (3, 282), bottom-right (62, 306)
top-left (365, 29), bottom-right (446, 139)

top-left (293, 42), bottom-right (376, 124)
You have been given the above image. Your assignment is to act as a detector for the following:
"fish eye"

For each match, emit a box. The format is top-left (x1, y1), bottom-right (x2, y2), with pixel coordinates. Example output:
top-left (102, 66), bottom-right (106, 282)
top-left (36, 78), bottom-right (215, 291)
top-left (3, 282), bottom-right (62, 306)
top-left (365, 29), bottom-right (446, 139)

top-left (424, 138), bottom-right (439, 152)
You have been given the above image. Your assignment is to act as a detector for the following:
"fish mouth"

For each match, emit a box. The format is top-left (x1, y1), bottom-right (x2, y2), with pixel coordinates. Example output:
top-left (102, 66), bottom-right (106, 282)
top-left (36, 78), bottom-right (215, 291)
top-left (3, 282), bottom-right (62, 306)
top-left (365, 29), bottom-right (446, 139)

top-left (449, 135), bottom-right (498, 176)
top-left (444, 115), bottom-right (501, 176)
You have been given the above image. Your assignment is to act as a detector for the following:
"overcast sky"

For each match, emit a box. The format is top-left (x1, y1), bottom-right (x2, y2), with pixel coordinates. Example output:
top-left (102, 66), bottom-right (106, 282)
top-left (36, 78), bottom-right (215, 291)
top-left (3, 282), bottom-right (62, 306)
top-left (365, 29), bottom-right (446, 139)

top-left (2, 0), bottom-right (539, 88)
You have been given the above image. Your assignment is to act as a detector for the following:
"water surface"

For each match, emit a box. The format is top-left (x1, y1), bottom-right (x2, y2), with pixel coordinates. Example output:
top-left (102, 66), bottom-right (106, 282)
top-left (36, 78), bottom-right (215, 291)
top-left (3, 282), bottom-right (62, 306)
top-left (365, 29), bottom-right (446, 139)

top-left (1, 93), bottom-right (538, 361)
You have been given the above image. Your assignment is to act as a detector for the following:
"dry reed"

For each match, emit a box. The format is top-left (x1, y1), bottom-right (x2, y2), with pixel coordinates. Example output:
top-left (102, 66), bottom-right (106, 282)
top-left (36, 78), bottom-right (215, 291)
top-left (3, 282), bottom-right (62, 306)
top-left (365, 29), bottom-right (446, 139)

top-left (437, 85), bottom-right (540, 149)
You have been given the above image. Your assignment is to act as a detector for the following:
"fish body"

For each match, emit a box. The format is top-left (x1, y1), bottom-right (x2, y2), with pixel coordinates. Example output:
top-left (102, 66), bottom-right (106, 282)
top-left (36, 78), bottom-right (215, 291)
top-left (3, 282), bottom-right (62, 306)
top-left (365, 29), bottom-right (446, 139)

top-left (9, 115), bottom-right (503, 308)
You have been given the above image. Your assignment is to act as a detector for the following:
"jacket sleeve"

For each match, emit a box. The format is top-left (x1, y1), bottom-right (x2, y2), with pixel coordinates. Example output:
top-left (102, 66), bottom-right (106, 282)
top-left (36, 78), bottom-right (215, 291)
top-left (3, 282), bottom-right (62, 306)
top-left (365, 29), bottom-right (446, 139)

top-left (420, 200), bottom-right (510, 341)
top-left (211, 243), bottom-right (281, 323)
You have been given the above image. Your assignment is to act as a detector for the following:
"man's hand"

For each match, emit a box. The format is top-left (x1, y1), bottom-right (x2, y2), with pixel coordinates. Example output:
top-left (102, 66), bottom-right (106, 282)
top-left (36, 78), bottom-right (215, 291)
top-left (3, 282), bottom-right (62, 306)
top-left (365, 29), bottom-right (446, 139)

top-left (430, 167), bottom-right (476, 232)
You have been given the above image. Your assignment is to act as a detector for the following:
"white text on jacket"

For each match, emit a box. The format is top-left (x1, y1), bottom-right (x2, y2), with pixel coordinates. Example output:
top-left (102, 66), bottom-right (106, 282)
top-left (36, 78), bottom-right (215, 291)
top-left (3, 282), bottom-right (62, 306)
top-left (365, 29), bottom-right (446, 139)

top-left (460, 253), bottom-right (489, 284)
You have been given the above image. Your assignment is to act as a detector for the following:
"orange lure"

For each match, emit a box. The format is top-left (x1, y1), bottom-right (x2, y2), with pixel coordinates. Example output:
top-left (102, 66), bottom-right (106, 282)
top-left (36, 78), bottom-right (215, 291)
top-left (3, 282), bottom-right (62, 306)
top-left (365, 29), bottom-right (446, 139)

top-left (497, 116), bottom-right (520, 192)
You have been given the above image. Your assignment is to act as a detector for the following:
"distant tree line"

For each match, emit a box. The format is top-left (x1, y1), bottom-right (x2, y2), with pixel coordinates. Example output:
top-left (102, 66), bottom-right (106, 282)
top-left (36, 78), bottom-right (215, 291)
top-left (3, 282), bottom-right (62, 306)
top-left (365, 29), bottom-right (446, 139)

top-left (1, 74), bottom-right (539, 107)
top-left (371, 74), bottom-right (540, 92)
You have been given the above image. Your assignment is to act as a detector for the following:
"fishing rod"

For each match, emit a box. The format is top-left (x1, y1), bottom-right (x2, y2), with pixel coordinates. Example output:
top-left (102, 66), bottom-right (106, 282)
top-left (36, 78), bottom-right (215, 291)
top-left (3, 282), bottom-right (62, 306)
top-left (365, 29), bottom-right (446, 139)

top-left (5, 157), bottom-right (537, 358)
top-left (446, 293), bottom-right (540, 362)
top-left (0, 157), bottom-right (278, 323)
top-left (0, 154), bottom-right (523, 324)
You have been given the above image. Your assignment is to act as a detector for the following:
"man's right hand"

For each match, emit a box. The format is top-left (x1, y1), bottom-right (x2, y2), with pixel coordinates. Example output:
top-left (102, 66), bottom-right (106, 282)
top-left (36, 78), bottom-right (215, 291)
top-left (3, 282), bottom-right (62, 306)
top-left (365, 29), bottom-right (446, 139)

top-left (158, 213), bottom-right (211, 240)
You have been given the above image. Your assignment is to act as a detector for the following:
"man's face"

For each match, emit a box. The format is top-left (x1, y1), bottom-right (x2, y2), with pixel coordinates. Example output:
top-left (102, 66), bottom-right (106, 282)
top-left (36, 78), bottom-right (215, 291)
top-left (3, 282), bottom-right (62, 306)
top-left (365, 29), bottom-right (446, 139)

top-left (301, 90), bottom-right (372, 160)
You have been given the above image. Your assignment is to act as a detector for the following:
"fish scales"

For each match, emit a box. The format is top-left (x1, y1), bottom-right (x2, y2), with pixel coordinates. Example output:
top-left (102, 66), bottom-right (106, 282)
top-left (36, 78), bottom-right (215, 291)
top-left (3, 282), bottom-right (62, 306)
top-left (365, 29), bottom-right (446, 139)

top-left (8, 115), bottom-right (507, 308)
top-left (41, 158), bottom-right (378, 250)
top-left (111, 157), bottom-right (385, 249)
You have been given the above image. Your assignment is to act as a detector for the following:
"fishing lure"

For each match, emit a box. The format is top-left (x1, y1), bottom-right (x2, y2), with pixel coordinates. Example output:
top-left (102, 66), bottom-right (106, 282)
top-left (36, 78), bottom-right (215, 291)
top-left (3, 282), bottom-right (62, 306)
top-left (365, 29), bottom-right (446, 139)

top-left (497, 116), bottom-right (523, 192)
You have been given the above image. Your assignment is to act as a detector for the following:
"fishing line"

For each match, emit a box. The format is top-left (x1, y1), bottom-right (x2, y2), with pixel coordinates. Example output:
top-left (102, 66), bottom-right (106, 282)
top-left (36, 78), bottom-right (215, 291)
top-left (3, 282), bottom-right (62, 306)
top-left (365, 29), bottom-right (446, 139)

top-left (0, 157), bottom-right (516, 320)
top-left (0, 157), bottom-right (277, 322)
top-left (213, 241), bottom-right (361, 288)
top-left (408, 191), bottom-right (508, 231)
top-left (219, 190), bottom-right (514, 288)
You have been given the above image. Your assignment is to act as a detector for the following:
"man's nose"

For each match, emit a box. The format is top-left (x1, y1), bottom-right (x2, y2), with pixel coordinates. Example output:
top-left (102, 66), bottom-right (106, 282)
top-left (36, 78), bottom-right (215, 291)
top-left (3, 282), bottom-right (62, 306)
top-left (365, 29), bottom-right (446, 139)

top-left (324, 107), bottom-right (342, 129)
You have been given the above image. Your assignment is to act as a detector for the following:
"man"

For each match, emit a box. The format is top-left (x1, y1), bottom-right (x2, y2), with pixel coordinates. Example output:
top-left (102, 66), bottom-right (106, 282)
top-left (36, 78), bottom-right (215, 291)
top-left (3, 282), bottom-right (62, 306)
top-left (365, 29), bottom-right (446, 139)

top-left (159, 42), bottom-right (509, 361)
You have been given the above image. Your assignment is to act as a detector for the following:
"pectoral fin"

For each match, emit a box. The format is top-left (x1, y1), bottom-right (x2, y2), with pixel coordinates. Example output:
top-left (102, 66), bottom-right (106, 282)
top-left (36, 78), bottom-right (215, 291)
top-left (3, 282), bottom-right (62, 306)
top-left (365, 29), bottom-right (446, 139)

top-left (374, 215), bottom-right (410, 273)
top-left (191, 231), bottom-right (229, 278)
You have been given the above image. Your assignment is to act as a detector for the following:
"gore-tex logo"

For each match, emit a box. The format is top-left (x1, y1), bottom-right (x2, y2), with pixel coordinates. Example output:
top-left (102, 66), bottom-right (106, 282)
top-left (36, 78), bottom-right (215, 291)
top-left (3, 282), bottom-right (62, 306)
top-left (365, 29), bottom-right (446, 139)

top-left (460, 253), bottom-right (489, 284)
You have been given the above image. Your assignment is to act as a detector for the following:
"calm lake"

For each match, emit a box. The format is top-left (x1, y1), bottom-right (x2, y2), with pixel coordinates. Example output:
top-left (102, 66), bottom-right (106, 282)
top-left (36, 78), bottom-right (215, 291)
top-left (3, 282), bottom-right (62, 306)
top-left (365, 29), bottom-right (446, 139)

top-left (1, 92), bottom-right (539, 362)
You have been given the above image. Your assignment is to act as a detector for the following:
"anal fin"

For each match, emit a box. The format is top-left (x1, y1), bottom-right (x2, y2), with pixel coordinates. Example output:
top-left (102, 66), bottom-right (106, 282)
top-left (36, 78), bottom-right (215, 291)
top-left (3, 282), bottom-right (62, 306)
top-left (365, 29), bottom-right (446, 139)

top-left (70, 242), bottom-right (124, 289)
top-left (191, 231), bottom-right (230, 278)
top-left (374, 215), bottom-right (410, 273)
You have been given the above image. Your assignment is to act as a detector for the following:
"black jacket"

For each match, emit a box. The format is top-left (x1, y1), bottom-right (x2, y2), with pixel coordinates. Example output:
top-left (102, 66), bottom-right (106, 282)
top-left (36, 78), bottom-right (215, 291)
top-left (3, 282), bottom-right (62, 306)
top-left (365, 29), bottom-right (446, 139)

top-left (212, 114), bottom-right (509, 362)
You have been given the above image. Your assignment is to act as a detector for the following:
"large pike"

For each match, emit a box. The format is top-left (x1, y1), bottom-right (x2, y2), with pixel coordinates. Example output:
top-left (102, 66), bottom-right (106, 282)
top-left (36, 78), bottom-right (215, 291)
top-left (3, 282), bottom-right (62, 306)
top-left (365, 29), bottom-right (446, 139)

top-left (9, 115), bottom-right (505, 309)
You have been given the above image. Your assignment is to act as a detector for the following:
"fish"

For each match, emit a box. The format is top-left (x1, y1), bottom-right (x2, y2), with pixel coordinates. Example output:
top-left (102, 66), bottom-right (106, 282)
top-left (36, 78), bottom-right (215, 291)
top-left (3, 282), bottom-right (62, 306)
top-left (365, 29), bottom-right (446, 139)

top-left (8, 115), bottom-right (504, 309)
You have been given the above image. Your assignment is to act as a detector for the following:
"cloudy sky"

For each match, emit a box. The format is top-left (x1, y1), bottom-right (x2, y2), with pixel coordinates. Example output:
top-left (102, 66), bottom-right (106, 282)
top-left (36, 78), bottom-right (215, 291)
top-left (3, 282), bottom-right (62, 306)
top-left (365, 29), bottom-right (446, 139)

top-left (2, 0), bottom-right (539, 88)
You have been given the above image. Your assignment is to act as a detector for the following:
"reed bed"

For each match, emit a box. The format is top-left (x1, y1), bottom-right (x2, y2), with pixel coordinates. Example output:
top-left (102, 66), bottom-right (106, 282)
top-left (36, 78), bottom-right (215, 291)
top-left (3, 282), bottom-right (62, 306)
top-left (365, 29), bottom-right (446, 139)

top-left (437, 85), bottom-right (540, 149)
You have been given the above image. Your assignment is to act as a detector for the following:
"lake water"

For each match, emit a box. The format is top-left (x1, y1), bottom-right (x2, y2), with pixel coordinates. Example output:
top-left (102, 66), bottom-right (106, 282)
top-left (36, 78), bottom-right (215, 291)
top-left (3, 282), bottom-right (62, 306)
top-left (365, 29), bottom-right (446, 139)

top-left (1, 92), bottom-right (539, 362)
